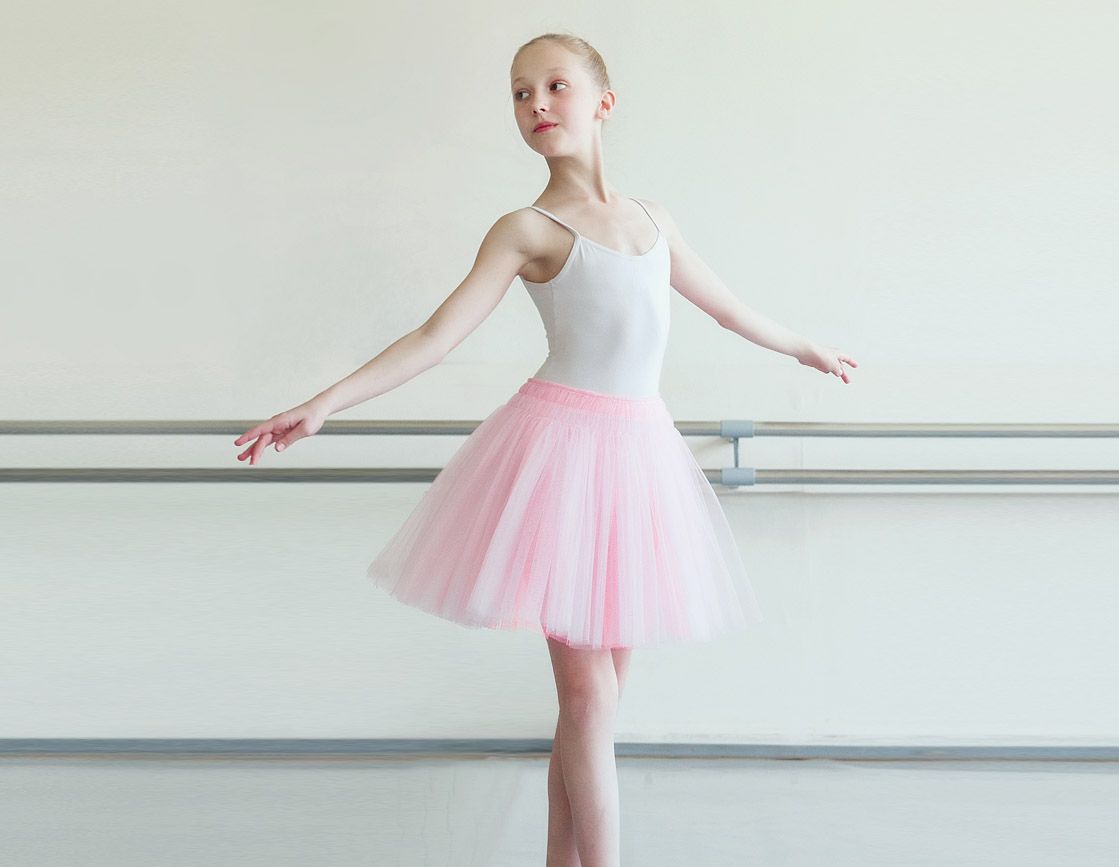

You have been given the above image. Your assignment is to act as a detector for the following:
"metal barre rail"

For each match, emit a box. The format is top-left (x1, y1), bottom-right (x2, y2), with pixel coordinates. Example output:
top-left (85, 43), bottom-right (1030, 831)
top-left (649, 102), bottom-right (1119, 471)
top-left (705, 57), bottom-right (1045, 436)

top-left (3, 418), bottom-right (1117, 486)
top-left (2, 420), bottom-right (1119, 437)
top-left (2, 468), bottom-right (1118, 485)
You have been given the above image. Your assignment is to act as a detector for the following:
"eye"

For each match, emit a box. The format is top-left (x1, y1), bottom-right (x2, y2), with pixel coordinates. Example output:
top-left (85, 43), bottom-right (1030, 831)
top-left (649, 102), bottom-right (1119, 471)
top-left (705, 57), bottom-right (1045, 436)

top-left (513, 81), bottom-right (567, 101)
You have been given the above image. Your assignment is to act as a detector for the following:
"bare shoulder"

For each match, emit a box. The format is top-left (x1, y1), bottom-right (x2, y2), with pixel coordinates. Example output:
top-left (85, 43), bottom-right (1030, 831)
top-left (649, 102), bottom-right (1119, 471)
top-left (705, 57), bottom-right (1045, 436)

top-left (495, 205), bottom-right (574, 283)
top-left (480, 207), bottom-right (556, 260)
top-left (465, 207), bottom-right (549, 280)
top-left (480, 207), bottom-right (539, 253)
top-left (630, 197), bottom-right (681, 238)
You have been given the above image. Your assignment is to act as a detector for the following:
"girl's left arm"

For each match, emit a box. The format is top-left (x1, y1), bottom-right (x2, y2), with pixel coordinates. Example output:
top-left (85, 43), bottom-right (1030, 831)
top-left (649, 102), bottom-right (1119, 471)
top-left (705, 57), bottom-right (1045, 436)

top-left (639, 198), bottom-right (857, 383)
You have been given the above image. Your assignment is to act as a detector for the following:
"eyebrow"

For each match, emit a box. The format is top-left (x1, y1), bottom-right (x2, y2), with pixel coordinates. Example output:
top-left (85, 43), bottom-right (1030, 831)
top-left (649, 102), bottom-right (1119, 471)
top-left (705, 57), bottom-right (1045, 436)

top-left (512, 67), bottom-right (570, 84)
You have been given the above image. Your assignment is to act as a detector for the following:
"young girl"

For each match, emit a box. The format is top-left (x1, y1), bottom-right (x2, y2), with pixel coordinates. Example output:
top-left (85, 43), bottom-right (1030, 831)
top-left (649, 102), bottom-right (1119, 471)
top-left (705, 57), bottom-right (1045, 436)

top-left (236, 32), bottom-right (855, 867)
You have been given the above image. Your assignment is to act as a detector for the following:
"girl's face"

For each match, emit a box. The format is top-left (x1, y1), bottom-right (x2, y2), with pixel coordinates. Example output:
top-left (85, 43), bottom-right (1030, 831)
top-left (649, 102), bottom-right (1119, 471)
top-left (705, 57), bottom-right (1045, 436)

top-left (510, 47), bottom-right (610, 153)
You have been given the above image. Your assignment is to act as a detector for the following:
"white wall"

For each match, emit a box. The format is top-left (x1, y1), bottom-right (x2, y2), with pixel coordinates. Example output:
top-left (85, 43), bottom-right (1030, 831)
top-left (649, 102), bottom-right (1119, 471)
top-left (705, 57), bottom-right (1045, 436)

top-left (2, 2), bottom-right (1116, 743)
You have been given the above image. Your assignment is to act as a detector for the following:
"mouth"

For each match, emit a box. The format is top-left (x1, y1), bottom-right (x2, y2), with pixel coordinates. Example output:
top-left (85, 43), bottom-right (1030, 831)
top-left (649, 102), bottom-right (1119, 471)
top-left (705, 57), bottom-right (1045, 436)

top-left (533, 122), bottom-right (557, 132)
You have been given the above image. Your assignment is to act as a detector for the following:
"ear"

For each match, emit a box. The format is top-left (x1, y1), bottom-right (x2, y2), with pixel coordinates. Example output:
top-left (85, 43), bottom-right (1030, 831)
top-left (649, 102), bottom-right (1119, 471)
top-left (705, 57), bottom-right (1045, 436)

top-left (597, 89), bottom-right (617, 119)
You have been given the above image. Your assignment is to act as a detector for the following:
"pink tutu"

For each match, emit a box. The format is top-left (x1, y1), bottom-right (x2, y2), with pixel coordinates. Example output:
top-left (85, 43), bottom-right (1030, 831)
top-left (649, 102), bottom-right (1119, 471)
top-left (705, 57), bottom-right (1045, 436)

top-left (367, 376), bottom-right (764, 649)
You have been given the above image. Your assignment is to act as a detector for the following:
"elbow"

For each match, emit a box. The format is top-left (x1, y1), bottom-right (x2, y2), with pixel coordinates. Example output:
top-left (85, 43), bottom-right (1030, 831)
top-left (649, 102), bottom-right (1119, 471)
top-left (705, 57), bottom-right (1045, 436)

top-left (417, 324), bottom-right (454, 364)
top-left (714, 309), bottom-right (738, 332)
top-left (716, 301), bottom-right (753, 334)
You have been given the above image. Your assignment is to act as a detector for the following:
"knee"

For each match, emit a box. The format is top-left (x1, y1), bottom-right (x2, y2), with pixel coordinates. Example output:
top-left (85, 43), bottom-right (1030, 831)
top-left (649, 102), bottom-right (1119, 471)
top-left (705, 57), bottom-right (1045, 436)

top-left (558, 674), bottom-right (618, 726)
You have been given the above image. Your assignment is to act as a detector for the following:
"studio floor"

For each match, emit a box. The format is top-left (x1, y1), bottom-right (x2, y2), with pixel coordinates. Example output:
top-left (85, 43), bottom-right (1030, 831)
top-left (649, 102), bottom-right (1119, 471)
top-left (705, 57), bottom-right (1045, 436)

top-left (1, 755), bottom-right (1115, 866)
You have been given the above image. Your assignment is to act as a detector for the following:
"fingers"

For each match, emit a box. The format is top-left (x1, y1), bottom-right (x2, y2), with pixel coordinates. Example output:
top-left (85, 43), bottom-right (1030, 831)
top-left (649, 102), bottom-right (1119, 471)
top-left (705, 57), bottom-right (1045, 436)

top-left (234, 422), bottom-right (278, 448)
top-left (831, 355), bottom-right (853, 383)
top-left (235, 418), bottom-right (287, 464)
top-left (235, 410), bottom-right (294, 447)
top-left (235, 431), bottom-right (275, 465)
top-left (235, 424), bottom-right (299, 465)
top-left (233, 423), bottom-right (270, 447)
top-left (274, 423), bottom-right (303, 454)
top-left (236, 438), bottom-right (261, 462)
top-left (250, 432), bottom-right (274, 465)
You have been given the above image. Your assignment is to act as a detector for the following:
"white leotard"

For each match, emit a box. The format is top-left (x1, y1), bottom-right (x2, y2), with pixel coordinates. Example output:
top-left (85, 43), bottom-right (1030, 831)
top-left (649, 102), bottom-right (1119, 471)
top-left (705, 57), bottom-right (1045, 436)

top-left (519, 197), bottom-right (671, 398)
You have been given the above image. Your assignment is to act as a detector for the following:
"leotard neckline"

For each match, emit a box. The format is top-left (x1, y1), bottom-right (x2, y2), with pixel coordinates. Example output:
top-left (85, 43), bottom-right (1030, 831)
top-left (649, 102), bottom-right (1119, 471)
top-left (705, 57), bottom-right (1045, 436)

top-left (528, 198), bottom-right (663, 259)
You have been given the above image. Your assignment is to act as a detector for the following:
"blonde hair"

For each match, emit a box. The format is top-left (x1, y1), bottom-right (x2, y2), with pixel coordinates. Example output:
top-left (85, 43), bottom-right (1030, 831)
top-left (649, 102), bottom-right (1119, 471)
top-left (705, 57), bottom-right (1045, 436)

top-left (512, 32), bottom-right (611, 94)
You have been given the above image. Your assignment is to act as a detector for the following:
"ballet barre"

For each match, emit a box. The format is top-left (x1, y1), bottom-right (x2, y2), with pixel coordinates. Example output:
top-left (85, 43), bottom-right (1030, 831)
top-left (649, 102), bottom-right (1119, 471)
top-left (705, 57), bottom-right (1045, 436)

top-left (2, 419), bottom-right (1117, 486)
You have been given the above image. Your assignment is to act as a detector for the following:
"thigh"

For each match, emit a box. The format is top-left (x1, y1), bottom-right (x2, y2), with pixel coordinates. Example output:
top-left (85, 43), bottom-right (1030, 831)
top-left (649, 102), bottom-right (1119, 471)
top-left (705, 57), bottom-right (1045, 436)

top-left (546, 635), bottom-right (619, 711)
top-left (611, 647), bottom-right (633, 697)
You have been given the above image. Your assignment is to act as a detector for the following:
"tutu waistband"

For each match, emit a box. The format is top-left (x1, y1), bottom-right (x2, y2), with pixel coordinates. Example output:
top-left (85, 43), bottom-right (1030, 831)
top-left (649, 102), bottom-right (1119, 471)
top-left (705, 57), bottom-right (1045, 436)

top-left (514, 377), bottom-right (668, 422)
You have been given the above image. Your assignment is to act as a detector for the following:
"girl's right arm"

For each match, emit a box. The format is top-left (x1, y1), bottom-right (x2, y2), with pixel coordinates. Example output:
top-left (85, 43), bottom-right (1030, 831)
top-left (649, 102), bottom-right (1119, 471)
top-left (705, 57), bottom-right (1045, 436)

top-left (234, 211), bottom-right (534, 465)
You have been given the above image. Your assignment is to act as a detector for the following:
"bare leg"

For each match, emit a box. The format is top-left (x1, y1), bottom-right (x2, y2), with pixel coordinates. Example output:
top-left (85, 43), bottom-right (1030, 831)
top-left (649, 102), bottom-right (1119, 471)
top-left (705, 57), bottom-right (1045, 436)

top-left (611, 646), bottom-right (633, 698)
top-left (546, 715), bottom-right (580, 867)
top-left (547, 645), bottom-right (632, 867)
top-left (545, 637), bottom-right (633, 867)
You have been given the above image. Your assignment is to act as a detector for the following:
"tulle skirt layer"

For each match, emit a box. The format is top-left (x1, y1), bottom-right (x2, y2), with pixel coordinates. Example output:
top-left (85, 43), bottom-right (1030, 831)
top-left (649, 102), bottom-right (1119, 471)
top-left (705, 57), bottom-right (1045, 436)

top-left (366, 376), bottom-right (764, 649)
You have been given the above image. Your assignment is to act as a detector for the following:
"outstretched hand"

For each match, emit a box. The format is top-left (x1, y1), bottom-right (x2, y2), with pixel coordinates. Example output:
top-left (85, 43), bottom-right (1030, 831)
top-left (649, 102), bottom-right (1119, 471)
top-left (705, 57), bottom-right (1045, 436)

top-left (234, 401), bottom-right (328, 465)
top-left (797, 342), bottom-right (858, 384)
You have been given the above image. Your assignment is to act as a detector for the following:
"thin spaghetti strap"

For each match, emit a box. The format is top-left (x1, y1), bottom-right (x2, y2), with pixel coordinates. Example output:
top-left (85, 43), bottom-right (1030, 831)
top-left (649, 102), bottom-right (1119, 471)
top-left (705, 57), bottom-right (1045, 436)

top-left (528, 205), bottom-right (579, 239)
top-left (628, 197), bottom-right (660, 232)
